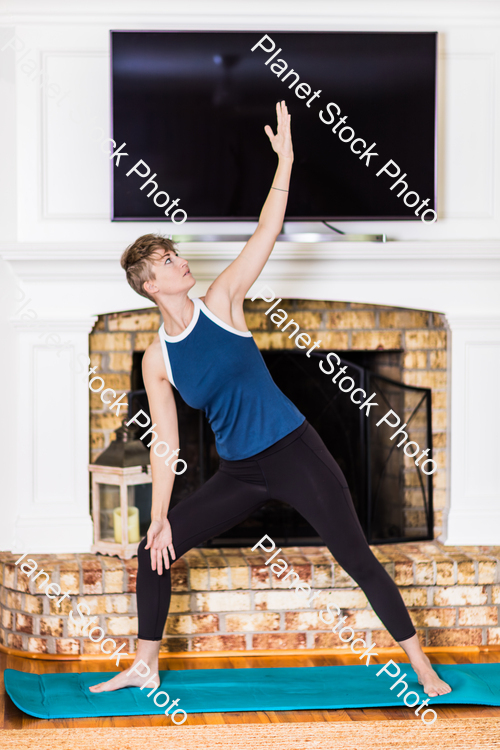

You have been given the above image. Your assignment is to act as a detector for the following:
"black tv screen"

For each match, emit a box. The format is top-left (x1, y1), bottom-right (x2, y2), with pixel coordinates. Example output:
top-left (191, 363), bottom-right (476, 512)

top-left (111, 31), bottom-right (437, 222)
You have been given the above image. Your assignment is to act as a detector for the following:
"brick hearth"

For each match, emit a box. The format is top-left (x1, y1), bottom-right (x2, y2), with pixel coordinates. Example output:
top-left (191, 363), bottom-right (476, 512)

top-left (1, 543), bottom-right (499, 656)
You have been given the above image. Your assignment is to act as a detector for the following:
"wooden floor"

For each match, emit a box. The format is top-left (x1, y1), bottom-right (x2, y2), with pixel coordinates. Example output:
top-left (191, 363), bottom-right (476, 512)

top-left (1, 650), bottom-right (500, 728)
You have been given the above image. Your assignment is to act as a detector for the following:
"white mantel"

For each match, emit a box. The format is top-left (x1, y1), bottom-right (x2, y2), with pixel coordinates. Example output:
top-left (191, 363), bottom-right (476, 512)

top-left (1, 0), bottom-right (500, 551)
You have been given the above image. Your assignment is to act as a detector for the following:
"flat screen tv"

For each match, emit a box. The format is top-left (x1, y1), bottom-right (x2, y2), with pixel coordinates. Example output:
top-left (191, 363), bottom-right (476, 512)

top-left (111, 31), bottom-right (437, 222)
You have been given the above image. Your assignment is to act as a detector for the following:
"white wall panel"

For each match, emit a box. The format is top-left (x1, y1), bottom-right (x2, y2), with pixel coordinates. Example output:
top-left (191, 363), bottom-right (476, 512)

top-left (445, 317), bottom-right (500, 545)
top-left (32, 344), bottom-right (75, 503)
top-left (443, 54), bottom-right (495, 218)
top-left (43, 52), bottom-right (110, 219)
top-left (463, 342), bottom-right (500, 497)
top-left (11, 320), bottom-right (95, 552)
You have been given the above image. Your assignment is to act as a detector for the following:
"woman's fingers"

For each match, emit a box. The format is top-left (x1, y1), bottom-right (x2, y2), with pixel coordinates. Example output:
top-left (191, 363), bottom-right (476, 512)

top-left (264, 124), bottom-right (274, 140)
top-left (266, 102), bottom-right (292, 152)
top-left (162, 548), bottom-right (170, 571)
top-left (150, 538), bottom-right (174, 575)
top-left (157, 547), bottom-right (164, 576)
top-left (277, 100), bottom-right (283, 129)
top-left (278, 101), bottom-right (289, 138)
top-left (277, 102), bottom-right (283, 132)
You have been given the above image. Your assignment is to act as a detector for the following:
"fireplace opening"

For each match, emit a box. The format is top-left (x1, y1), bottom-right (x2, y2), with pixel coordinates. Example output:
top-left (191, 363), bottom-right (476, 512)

top-left (128, 348), bottom-right (433, 546)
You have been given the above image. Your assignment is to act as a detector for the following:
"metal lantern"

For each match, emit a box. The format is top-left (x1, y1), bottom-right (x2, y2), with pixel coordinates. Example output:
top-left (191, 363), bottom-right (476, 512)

top-left (89, 418), bottom-right (152, 559)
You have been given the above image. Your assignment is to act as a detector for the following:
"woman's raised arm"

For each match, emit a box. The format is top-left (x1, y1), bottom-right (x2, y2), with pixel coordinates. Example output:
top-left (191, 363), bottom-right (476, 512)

top-left (205, 101), bottom-right (293, 316)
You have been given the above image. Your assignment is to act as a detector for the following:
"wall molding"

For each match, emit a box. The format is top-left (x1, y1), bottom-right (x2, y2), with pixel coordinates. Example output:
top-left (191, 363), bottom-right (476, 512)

top-left (2, 239), bottom-right (500, 260)
top-left (3, 0), bottom-right (500, 27)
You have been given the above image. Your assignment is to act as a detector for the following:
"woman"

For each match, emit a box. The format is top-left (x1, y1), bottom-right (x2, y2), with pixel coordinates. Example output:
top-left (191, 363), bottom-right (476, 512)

top-left (90, 102), bottom-right (451, 699)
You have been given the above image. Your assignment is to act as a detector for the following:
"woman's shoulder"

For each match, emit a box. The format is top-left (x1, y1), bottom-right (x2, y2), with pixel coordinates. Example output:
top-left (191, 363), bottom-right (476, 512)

top-left (199, 292), bottom-right (249, 334)
top-left (142, 334), bottom-right (164, 373)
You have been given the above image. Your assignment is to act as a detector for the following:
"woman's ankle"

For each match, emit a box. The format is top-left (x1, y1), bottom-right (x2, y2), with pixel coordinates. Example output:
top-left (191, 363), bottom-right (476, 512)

top-left (409, 652), bottom-right (432, 669)
top-left (133, 640), bottom-right (162, 669)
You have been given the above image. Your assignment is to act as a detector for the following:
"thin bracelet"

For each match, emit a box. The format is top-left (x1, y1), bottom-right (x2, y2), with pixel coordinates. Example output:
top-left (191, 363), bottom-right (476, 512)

top-left (271, 186), bottom-right (289, 192)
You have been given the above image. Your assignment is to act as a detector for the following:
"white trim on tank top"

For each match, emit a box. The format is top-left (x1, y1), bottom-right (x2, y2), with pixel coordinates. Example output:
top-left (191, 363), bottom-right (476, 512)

top-left (158, 297), bottom-right (253, 388)
top-left (161, 297), bottom-right (201, 343)
top-left (158, 326), bottom-right (177, 389)
top-left (197, 298), bottom-right (253, 337)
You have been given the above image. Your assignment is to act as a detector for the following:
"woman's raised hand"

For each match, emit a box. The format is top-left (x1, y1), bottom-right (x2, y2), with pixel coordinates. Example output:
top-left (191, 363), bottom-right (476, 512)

top-left (264, 100), bottom-right (293, 161)
top-left (145, 517), bottom-right (176, 575)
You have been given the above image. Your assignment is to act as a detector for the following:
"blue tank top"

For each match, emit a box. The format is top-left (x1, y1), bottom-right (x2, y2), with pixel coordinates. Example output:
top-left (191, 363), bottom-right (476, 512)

top-left (158, 297), bottom-right (305, 460)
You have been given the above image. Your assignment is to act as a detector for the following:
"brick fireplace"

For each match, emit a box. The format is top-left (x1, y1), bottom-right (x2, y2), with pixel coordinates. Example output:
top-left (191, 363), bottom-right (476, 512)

top-left (89, 297), bottom-right (447, 538)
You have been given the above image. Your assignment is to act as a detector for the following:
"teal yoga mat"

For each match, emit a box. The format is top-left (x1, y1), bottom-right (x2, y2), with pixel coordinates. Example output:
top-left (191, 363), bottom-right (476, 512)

top-left (5, 663), bottom-right (500, 719)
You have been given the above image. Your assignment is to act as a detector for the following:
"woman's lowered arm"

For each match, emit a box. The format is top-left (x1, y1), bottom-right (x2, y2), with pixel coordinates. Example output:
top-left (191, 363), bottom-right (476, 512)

top-left (141, 342), bottom-right (179, 575)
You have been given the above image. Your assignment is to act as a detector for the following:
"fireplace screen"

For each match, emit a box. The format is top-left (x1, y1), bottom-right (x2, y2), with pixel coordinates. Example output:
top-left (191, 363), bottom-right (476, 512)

top-left (128, 350), bottom-right (433, 545)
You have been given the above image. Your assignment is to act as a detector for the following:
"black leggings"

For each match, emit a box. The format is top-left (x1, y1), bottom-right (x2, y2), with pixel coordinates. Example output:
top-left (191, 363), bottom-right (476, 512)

top-left (137, 421), bottom-right (416, 643)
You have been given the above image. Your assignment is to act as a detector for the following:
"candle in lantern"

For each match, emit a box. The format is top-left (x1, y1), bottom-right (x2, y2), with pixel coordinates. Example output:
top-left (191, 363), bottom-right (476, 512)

top-left (113, 506), bottom-right (140, 544)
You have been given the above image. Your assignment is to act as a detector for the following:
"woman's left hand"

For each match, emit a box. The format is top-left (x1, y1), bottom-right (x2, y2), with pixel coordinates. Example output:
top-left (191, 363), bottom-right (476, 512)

top-left (145, 517), bottom-right (176, 575)
top-left (264, 100), bottom-right (293, 161)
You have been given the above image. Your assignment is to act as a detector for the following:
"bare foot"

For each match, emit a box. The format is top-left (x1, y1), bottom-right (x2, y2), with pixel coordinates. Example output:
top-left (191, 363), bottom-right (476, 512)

top-left (412, 655), bottom-right (452, 697)
top-left (89, 661), bottom-right (158, 693)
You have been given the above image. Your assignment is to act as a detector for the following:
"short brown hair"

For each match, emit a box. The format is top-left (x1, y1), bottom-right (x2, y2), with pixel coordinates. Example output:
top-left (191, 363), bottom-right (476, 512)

top-left (121, 233), bottom-right (178, 303)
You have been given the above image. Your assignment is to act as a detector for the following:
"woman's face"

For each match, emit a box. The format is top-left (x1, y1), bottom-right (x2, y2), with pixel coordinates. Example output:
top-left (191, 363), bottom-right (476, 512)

top-left (144, 248), bottom-right (196, 298)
